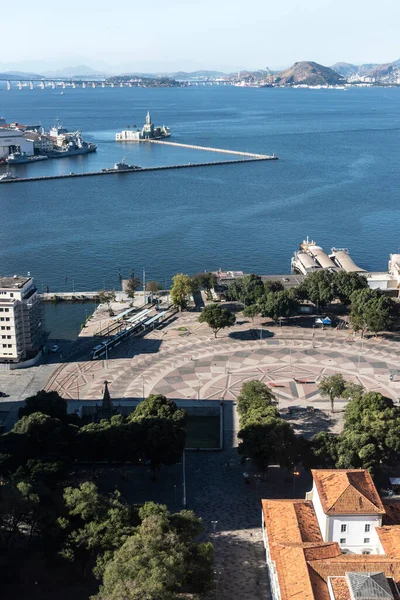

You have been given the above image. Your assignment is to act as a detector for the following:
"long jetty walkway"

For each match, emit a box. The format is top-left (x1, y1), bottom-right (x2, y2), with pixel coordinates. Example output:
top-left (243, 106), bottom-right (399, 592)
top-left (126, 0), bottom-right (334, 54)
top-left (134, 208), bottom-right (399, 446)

top-left (148, 139), bottom-right (275, 159)
top-left (0, 147), bottom-right (278, 185)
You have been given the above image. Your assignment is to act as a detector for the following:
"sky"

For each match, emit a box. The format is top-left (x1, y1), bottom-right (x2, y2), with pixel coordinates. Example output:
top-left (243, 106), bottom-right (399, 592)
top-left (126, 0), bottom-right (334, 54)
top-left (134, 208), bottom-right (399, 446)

top-left (2, 0), bottom-right (400, 73)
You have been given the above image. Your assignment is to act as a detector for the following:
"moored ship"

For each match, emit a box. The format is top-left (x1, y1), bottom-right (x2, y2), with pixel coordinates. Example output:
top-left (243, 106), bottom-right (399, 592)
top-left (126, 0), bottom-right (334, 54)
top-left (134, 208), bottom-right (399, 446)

top-left (44, 124), bottom-right (97, 158)
top-left (6, 152), bottom-right (48, 165)
top-left (101, 159), bottom-right (142, 172)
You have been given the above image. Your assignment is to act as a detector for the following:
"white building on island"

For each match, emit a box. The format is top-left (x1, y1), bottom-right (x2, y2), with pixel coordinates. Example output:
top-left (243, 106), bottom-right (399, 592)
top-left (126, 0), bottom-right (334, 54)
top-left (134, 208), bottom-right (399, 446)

top-left (116, 112), bottom-right (171, 141)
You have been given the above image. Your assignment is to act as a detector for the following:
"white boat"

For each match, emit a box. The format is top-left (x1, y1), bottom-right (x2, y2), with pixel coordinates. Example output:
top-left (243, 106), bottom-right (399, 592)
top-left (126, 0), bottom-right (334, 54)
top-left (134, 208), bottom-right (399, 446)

top-left (0, 172), bottom-right (18, 181)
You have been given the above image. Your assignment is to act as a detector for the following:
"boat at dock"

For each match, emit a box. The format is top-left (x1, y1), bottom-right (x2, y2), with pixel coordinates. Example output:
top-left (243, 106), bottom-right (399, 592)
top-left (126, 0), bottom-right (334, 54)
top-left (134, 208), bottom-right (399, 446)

top-left (6, 152), bottom-right (48, 165)
top-left (101, 160), bottom-right (142, 172)
top-left (292, 237), bottom-right (365, 275)
top-left (0, 172), bottom-right (19, 181)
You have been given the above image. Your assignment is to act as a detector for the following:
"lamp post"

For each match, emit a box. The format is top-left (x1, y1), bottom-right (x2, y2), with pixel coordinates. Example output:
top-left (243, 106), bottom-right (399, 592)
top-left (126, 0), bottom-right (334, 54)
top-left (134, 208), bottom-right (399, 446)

top-left (211, 520), bottom-right (218, 536)
top-left (182, 449), bottom-right (187, 508)
top-left (357, 336), bottom-right (364, 374)
top-left (293, 467), bottom-right (300, 498)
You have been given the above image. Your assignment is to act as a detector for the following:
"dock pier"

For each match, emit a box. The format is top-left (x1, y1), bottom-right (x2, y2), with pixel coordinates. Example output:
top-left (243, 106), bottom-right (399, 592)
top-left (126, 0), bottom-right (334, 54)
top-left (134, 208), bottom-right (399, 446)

top-left (0, 141), bottom-right (278, 185)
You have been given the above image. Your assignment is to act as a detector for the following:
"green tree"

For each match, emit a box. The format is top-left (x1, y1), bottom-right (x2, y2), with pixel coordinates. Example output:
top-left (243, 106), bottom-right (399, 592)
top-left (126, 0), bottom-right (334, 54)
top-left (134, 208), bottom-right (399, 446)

top-left (126, 273), bottom-right (141, 305)
top-left (59, 482), bottom-right (136, 578)
top-left (198, 303), bottom-right (236, 337)
top-left (170, 273), bottom-right (192, 311)
top-left (243, 304), bottom-right (260, 324)
top-left (332, 271), bottom-right (368, 305)
top-left (300, 270), bottom-right (334, 308)
top-left (318, 374), bottom-right (346, 413)
top-left (227, 274), bottom-right (264, 306)
top-left (18, 390), bottom-right (68, 421)
top-left (145, 280), bottom-right (162, 294)
top-left (131, 394), bottom-right (186, 426)
top-left (238, 415), bottom-right (298, 472)
top-left (191, 272), bottom-right (217, 292)
top-left (236, 380), bottom-right (276, 418)
top-left (98, 290), bottom-right (116, 315)
top-left (264, 280), bottom-right (284, 294)
top-left (350, 288), bottom-right (397, 335)
top-left (309, 432), bottom-right (338, 468)
top-left (132, 417), bottom-right (186, 477)
top-left (260, 290), bottom-right (298, 323)
top-left (95, 504), bottom-right (213, 600)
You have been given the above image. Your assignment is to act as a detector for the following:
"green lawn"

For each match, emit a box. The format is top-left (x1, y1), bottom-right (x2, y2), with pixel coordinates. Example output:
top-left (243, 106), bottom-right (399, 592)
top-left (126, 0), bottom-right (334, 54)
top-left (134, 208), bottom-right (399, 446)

top-left (185, 414), bottom-right (221, 449)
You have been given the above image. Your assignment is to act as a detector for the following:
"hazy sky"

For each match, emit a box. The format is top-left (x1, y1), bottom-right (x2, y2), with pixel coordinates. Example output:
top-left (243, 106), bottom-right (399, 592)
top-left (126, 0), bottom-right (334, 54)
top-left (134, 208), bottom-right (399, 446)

top-left (3, 0), bottom-right (400, 72)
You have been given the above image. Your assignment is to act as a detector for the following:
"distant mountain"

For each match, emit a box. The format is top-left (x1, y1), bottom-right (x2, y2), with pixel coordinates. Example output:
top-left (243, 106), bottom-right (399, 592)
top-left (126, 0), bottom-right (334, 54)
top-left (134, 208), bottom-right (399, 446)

top-left (363, 61), bottom-right (400, 82)
top-left (273, 61), bottom-right (345, 86)
top-left (171, 70), bottom-right (226, 79)
top-left (330, 62), bottom-right (359, 77)
top-left (0, 70), bottom-right (42, 80)
top-left (40, 65), bottom-right (106, 77)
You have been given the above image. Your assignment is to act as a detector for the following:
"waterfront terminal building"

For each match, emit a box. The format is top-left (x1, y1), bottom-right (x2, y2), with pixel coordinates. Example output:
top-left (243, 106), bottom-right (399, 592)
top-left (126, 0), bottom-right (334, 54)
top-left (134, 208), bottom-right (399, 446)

top-left (0, 276), bottom-right (44, 365)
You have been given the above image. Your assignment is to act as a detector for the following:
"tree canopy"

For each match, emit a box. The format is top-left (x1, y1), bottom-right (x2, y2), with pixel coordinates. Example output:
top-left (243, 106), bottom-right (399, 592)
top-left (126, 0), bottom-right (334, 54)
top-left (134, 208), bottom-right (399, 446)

top-left (96, 503), bottom-right (213, 600)
top-left (130, 395), bottom-right (186, 427)
top-left (298, 270), bottom-right (334, 307)
top-left (198, 303), bottom-right (236, 337)
top-left (227, 274), bottom-right (264, 306)
top-left (318, 374), bottom-right (346, 412)
top-left (18, 390), bottom-right (68, 421)
top-left (260, 290), bottom-right (298, 322)
top-left (170, 273), bottom-right (192, 311)
top-left (350, 288), bottom-right (397, 335)
top-left (332, 271), bottom-right (368, 305)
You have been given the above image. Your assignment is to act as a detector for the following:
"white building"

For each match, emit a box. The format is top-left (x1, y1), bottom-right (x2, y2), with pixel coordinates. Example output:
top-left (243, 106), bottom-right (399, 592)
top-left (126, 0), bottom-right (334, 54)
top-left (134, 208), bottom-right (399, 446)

top-left (306, 470), bottom-right (385, 554)
top-left (116, 112), bottom-right (170, 141)
top-left (0, 276), bottom-right (44, 364)
top-left (262, 469), bottom-right (400, 600)
top-left (0, 129), bottom-right (34, 159)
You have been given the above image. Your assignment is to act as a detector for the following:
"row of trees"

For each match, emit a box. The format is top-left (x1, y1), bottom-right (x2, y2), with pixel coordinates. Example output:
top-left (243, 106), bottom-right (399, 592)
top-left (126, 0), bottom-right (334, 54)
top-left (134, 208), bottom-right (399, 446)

top-left (311, 387), bottom-right (400, 472)
top-left (235, 378), bottom-right (400, 477)
top-left (0, 392), bottom-right (213, 598)
top-left (1, 392), bottom-right (187, 479)
top-left (225, 270), bottom-right (399, 334)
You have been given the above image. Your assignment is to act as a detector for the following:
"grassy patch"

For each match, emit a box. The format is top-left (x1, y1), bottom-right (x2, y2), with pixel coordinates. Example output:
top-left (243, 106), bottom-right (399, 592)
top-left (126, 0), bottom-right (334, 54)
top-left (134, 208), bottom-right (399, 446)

top-left (185, 415), bottom-right (220, 449)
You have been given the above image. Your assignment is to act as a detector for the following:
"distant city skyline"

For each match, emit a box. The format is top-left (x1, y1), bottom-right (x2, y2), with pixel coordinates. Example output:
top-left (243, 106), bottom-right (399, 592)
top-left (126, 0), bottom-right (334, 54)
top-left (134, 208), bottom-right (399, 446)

top-left (2, 0), bottom-right (400, 73)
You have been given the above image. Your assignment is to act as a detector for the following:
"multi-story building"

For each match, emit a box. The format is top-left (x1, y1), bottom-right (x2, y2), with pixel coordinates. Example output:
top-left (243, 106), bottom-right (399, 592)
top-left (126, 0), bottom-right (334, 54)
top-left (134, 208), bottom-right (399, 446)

top-left (0, 276), bottom-right (44, 364)
top-left (262, 469), bottom-right (400, 600)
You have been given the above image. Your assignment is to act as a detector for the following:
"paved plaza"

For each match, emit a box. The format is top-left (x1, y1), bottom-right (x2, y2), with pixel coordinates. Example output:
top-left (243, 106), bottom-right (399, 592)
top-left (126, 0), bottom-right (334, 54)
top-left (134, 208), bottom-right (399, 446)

top-left (46, 312), bottom-right (400, 411)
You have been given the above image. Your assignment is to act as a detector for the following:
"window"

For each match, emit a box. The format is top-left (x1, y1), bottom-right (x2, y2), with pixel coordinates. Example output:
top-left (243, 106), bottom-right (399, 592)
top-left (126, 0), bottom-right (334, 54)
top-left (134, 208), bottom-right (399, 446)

top-left (364, 538), bottom-right (370, 544)
top-left (365, 524), bottom-right (370, 532)
top-left (362, 550), bottom-right (371, 555)
top-left (340, 538), bottom-right (346, 544)
top-left (341, 525), bottom-right (347, 533)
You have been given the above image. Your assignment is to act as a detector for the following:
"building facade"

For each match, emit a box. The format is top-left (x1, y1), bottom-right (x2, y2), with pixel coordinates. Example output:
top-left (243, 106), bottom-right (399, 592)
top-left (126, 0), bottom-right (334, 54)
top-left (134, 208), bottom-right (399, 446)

top-left (0, 129), bottom-right (34, 159)
top-left (262, 469), bottom-right (400, 600)
top-left (0, 276), bottom-right (45, 364)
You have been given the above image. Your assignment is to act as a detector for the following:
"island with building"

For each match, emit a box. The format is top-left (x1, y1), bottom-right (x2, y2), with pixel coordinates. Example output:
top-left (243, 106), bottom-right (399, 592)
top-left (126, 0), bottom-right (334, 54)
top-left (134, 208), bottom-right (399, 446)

top-left (115, 111), bottom-right (171, 142)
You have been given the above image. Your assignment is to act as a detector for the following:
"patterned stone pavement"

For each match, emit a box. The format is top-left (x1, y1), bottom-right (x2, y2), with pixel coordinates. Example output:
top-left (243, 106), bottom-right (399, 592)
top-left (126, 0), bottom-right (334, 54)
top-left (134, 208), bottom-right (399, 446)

top-left (47, 313), bottom-right (400, 408)
top-left (44, 313), bottom-right (400, 600)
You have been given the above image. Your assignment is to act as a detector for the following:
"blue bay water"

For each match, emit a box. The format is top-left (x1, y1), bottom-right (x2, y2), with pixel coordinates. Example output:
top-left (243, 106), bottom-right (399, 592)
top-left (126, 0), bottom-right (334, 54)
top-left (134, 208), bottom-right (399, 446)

top-left (1, 84), bottom-right (400, 297)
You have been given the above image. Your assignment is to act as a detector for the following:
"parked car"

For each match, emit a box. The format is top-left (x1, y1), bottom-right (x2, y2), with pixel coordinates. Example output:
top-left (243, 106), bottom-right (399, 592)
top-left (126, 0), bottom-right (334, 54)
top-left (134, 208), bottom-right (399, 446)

top-left (0, 392), bottom-right (8, 398)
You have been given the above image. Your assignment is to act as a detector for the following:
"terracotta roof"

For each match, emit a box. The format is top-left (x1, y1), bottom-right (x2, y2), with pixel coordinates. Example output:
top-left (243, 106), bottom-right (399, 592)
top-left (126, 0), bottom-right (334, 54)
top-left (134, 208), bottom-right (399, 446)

top-left (262, 500), bottom-right (323, 545)
top-left (309, 555), bottom-right (400, 584)
top-left (312, 470), bottom-right (385, 515)
top-left (377, 527), bottom-right (400, 557)
top-left (330, 577), bottom-right (351, 600)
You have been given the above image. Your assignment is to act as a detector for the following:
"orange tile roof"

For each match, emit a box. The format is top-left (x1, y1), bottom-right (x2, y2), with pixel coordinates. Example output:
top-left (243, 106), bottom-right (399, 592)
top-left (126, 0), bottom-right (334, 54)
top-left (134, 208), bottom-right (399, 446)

top-left (262, 500), bottom-right (323, 545)
top-left (311, 470), bottom-right (385, 515)
top-left (377, 526), bottom-right (400, 557)
top-left (329, 577), bottom-right (351, 600)
top-left (308, 555), bottom-right (400, 583)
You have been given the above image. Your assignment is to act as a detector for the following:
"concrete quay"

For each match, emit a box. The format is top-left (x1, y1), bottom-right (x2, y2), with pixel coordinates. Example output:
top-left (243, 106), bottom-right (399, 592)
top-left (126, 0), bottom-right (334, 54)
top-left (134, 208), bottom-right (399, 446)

top-left (0, 155), bottom-right (277, 185)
